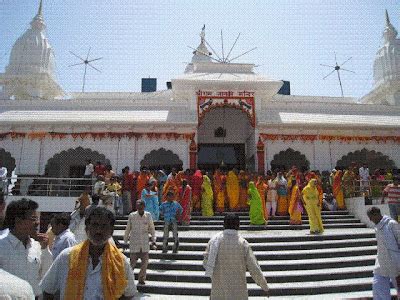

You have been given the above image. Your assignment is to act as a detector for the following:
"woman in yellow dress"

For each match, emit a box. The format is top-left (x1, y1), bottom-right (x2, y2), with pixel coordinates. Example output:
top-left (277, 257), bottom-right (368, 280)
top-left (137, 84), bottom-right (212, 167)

top-left (333, 170), bottom-right (346, 210)
top-left (226, 170), bottom-right (240, 211)
top-left (302, 179), bottom-right (324, 234)
top-left (201, 174), bottom-right (214, 216)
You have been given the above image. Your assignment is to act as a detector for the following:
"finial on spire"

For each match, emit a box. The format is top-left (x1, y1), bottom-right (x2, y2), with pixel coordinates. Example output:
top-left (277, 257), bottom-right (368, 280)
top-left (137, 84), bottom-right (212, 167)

top-left (385, 9), bottom-right (390, 26)
top-left (37, 0), bottom-right (43, 16)
top-left (200, 25), bottom-right (206, 44)
top-left (383, 9), bottom-right (398, 43)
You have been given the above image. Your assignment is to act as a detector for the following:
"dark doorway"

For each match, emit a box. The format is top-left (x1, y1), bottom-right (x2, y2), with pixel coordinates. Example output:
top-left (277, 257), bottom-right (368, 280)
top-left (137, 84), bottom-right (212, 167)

top-left (197, 144), bottom-right (245, 171)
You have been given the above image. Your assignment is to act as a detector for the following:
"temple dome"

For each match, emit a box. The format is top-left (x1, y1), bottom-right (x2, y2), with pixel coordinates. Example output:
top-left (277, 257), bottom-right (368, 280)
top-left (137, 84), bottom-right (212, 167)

top-left (5, 1), bottom-right (56, 78)
top-left (373, 10), bottom-right (400, 87)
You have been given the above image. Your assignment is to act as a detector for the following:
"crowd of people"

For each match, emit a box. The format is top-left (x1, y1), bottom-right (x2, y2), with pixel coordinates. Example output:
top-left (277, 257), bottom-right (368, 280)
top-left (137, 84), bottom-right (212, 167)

top-left (0, 158), bottom-right (398, 298)
top-left (81, 160), bottom-right (399, 229)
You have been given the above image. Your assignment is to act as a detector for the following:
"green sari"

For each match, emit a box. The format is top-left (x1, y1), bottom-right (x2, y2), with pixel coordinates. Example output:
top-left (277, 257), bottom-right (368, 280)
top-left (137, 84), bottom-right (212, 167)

top-left (248, 182), bottom-right (265, 225)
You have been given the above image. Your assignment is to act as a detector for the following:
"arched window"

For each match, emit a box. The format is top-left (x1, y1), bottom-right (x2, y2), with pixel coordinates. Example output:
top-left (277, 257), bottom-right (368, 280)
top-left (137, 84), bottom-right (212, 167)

top-left (141, 148), bottom-right (183, 173)
top-left (270, 148), bottom-right (310, 172)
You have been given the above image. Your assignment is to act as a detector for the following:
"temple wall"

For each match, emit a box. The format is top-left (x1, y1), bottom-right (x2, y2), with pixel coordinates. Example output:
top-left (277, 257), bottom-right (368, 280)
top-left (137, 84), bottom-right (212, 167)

top-left (265, 139), bottom-right (400, 172)
top-left (1, 136), bottom-right (189, 176)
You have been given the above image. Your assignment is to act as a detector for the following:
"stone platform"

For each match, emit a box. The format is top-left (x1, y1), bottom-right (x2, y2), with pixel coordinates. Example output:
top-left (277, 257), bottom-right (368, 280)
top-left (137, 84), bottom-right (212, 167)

top-left (113, 211), bottom-right (397, 298)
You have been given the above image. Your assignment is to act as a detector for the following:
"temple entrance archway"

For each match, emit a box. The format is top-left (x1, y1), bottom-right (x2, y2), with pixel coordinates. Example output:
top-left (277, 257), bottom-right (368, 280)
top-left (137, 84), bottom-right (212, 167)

top-left (336, 148), bottom-right (396, 171)
top-left (270, 148), bottom-right (310, 172)
top-left (140, 148), bottom-right (183, 173)
top-left (197, 107), bottom-right (255, 171)
top-left (44, 147), bottom-right (111, 178)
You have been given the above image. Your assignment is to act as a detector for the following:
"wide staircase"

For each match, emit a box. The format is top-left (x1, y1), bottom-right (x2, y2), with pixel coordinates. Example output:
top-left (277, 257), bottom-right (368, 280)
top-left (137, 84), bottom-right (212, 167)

top-left (113, 211), bottom-right (391, 298)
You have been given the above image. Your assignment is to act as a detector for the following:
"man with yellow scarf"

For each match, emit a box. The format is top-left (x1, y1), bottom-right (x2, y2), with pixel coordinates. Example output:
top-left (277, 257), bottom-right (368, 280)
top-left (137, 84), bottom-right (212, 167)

top-left (40, 207), bottom-right (137, 299)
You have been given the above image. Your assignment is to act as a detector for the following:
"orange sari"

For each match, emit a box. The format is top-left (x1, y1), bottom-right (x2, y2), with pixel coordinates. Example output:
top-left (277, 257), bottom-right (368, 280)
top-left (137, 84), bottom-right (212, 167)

top-left (136, 173), bottom-right (149, 200)
top-left (213, 170), bottom-right (226, 213)
top-left (333, 170), bottom-right (345, 209)
top-left (256, 177), bottom-right (268, 221)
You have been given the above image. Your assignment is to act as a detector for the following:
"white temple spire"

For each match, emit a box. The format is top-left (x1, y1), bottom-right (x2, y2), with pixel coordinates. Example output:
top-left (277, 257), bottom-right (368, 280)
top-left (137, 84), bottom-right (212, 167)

top-left (38, 0), bottom-right (43, 16)
top-left (383, 9), bottom-right (397, 43)
top-left (191, 25), bottom-right (212, 63)
top-left (31, 0), bottom-right (45, 30)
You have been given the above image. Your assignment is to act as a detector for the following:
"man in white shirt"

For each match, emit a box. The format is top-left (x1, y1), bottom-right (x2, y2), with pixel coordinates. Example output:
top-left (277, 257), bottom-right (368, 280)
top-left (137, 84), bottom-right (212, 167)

top-left (0, 198), bottom-right (52, 297)
top-left (203, 213), bottom-right (269, 299)
top-left (359, 163), bottom-right (370, 195)
top-left (41, 206), bottom-right (137, 299)
top-left (84, 159), bottom-right (94, 178)
top-left (50, 212), bottom-right (77, 260)
top-left (124, 200), bottom-right (156, 285)
top-left (0, 163), bottom-right (8, 194)
top-left (0, 269), bottom-right (35, 299)
top-left (0, 193), bottom-right (9, 239)
top-left (367, 207), bottom-right (400, 299)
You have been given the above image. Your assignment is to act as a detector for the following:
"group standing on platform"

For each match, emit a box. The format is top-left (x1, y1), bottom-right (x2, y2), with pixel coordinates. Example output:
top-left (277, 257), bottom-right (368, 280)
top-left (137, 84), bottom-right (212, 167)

top-left (75, 160), bottom-right (400, 234)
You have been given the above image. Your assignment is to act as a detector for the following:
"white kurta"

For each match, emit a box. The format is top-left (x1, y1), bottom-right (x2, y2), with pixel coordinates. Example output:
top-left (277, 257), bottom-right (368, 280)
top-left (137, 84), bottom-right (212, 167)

top-left (124, 211), bottom-right (156, 253)
top-left (203, 230), bottom-right (269, 300)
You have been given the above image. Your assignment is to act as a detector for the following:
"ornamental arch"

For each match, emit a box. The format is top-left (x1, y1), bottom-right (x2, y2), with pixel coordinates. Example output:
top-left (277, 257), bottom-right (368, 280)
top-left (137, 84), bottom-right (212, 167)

top-left (270, 148), bottom-right (310, 172)
top-left (0, 148), bottom-right (16, 177)
top-left (140, 148), bottom-right (183, 173)
top-left (44, 147), bottom-right (111, 178)
top-left (336, 148), bottom-right (396, 171)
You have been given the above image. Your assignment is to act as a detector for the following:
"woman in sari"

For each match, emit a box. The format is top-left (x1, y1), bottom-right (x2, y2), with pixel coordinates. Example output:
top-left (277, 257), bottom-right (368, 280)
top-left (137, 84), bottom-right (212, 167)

top-left (226, 170), bottom-right (240, 211)
top-left (178, 179), bottom-right (192, 225)
top-left (288, 180), bottom-right (303, 225)
top-left (302, 179), bottom-right (324, 234)
top-left (247, 181), bottom-right (266, 225)
top-left (191, 170), bottom-right (203, 212)
top-left (256, 176), bottom-right (268, 221)
top-left (276, 172), bottom-right (288, 216)
top-left (201, 174), bottom-right (214, 216)
top-left (342, 167), bottom-right (356, 198)
top-left (162, 172), bottom-right (180, 202)
top-left (141, 182), bottom-right (159, 221)
top-left (238, 170), bottom-right (249, 210)
top-left (213, 169), bottom-right (226, 213)
top-left (333, 170), bottom-right (346, 210)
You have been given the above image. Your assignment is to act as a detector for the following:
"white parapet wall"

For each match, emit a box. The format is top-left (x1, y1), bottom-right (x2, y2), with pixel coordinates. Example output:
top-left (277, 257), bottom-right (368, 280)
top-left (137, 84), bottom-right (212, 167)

top-left (6, 196), bottom-right (76, 212)
top-left (345, 197), bottom-right (391, 228)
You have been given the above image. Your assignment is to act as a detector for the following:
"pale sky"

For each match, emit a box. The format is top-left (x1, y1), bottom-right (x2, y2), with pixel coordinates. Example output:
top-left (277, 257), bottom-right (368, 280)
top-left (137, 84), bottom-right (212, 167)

top-left (0, 1), bottom-right (398, 98)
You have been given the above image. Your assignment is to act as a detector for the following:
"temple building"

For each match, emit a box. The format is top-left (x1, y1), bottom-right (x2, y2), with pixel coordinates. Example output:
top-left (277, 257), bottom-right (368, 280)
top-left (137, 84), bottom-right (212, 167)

top-left (0, 2), bottom-right (399, 178)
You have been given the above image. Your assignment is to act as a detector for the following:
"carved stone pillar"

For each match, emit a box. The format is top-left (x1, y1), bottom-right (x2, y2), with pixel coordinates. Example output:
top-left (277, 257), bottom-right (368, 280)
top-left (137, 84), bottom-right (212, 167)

top-left (256, 136), bottom-right (265, 174)
top-left (189, 139), bottom-right (197, 170)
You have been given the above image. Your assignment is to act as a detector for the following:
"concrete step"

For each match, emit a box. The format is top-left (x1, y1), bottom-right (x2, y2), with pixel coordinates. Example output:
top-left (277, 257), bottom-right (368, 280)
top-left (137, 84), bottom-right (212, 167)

top-left (134, 277), bottom-right (377, 296)
top-left (114, 223), bottom-right (367, 231)
top-left (115, 218), bottom-right (361, 226)
top-left (113, 231), bottom-right (376, 243)
top-left (123, 245), bottom-right (377, 261)
top-left (132, 255), bottom-right (376, 271)
top-left (133, 265), bottom-right (375, 283)
top-left (189, 211), bottom-right (351, 216)
top-left (119, 237), bottom-right (377, 251)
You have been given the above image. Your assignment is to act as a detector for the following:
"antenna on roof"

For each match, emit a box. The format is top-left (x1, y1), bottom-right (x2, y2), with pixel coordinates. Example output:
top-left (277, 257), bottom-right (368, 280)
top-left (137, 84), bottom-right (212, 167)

top-left (68, 47), bottom-right (103, 92)
top-left (320, 52), bottom-right (355, 97)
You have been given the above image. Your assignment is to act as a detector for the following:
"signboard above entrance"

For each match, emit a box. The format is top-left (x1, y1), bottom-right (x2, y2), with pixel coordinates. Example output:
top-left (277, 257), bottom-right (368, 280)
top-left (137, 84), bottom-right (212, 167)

top-left (197, 90), bottom-right (255, 127)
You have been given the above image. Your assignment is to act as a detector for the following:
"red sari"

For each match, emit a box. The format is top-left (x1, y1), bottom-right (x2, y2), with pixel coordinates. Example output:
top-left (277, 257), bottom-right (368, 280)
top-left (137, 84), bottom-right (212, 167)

top-left (179, 185), bottom-right (192, 225)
